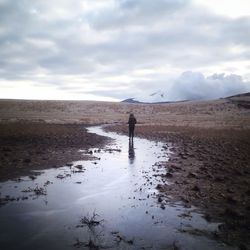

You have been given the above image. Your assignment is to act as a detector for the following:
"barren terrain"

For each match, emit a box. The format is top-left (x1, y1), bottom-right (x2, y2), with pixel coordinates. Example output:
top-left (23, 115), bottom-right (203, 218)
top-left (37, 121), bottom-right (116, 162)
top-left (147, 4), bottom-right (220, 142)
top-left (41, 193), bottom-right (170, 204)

top-left (0, 123), bottom-right (109, 181)
top-left (0, 95), bottom-right (249, 128)
top-left (0, 93), bottom-right (250, 248)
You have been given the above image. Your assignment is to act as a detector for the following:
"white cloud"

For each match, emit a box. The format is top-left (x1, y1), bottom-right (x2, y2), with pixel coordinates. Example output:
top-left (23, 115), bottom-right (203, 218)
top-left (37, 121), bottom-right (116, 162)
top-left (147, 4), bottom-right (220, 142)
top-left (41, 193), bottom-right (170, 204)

top-left (168, 71), bottom-right (250, 101)
top-left (0, 0), bottom-right (250, 101)
top-left (193, 0), bottom-right (250, 18)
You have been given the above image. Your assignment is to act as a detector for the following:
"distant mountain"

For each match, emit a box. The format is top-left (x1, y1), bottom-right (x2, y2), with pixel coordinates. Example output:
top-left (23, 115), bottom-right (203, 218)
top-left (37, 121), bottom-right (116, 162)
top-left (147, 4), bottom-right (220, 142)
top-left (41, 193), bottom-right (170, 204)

top-left (121, 98), bottom-right (141, 104)
top-left (121, 91), bottom-right (171, 104)
top-left (122, 91), bottom-right (250, 104)
top-left (226, 92), bottom-right (250, 109)
top-left (226, 92), bottom-right (250, 99)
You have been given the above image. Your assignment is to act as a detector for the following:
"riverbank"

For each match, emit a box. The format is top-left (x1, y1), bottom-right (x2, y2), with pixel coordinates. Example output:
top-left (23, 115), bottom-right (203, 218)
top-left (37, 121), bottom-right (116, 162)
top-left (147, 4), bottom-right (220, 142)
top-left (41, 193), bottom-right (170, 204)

top-left (0, 122), bottom-right (109, 181)
top-left (0, 96), bottom-right (249, 248)
top-left (105, 124), bottom-right (250, 249)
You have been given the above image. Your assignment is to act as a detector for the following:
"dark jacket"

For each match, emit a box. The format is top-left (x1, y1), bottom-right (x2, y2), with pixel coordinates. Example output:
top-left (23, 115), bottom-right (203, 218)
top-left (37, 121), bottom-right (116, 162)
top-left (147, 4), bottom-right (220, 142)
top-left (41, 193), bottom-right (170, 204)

top-left (128, 116), bottom-right (137, 128)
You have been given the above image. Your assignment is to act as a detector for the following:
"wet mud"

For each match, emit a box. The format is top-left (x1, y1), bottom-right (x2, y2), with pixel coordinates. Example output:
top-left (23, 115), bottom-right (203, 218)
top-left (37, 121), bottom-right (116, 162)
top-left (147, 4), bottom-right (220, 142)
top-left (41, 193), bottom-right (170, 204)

top-left (0, 123), bottom-right (109, 181)
top-left (105, 124), bottom-right (250, 249)
top-left (0, 126), bottom-right (237, 250)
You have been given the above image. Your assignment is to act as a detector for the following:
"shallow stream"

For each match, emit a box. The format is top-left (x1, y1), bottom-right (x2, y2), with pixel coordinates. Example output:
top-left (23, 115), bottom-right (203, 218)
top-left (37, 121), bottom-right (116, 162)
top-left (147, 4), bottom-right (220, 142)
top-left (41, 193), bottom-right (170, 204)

top-left (0, 126), bottom-right (235, 250)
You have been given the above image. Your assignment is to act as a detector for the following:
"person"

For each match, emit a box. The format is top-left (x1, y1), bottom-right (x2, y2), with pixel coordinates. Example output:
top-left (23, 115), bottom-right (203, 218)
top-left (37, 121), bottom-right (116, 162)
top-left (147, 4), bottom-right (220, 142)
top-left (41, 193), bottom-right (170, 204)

top-left (128, 113), bottom-right (137, 140)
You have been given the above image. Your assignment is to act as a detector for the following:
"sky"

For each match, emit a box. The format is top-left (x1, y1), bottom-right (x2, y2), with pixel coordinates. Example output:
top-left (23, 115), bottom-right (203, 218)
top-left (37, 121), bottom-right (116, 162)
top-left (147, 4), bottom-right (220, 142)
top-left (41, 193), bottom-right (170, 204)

top-left (0, 0), bottom-right (250, 102)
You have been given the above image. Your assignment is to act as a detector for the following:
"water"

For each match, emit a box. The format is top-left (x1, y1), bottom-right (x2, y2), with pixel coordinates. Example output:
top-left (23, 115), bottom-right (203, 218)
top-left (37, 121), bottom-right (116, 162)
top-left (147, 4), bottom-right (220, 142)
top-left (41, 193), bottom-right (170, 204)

top-left (0, 126), bottom-right (235, 250)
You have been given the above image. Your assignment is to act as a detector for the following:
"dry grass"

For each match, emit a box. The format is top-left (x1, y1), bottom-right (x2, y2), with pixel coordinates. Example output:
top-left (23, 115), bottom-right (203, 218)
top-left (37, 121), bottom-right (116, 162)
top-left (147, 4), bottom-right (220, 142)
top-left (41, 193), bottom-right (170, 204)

top-left (0, 97), bottom-right (249, 129)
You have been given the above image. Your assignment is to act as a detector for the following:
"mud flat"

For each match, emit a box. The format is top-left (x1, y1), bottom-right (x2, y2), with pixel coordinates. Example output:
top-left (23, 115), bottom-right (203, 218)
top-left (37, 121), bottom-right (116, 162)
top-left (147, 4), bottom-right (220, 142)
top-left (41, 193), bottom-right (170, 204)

top-left (0, 122), bottom-right (109, 181)
top-left (105, 124), bottom-right (250, 249)
top-left (0, 94), bottom-right (249, 248)
top-left (0, 126), bottom-right (237, 250)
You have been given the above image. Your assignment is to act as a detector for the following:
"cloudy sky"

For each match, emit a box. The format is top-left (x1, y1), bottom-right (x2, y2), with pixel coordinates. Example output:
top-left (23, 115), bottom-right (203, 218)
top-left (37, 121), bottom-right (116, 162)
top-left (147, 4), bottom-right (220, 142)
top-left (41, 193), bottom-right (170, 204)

top-left (0, 0), bottom-right (250, 101)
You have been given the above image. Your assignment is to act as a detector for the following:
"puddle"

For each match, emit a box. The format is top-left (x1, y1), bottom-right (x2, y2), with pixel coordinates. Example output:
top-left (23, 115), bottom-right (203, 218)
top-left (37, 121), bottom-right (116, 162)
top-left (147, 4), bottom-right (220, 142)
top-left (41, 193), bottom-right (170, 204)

top-left (0, 126), bottom-right (235, 250)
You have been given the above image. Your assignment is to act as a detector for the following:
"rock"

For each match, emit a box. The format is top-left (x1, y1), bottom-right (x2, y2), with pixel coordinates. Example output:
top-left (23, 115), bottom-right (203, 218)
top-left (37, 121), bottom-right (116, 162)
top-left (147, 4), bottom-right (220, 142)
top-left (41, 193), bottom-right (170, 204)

top-left (239, 243), bottom-right (248, 250)
top-left (156, 184), bottom-right (163, 190)
top-left (203, 214), bottom-right (212, 222)
top-left (214, 176), bottom-right (224, 182)
top-left (245, 189), bottom-right (250, 196)
top-left (158, 197), bottom-right (163, 203)
top-left (226, 196), bottom-right (237, 205)
top-left (187, 172), bottom-right (198, 178)
top-left (222, 208), bottom-right (245, 219)
top-left (2, 147), bottom-right (11, 152)
top-left (23, 158), bottom-right (31, 163)
top-left (75, 165), bottom-right (83, 170)
top-left (160, 204), bottom-right (165, 210)
top-left (166, 172), bottom-right (173, 178)
top-left (227, 188), bottom-right (234, 194)
top-left (56, 174), bottom-right (65, 179)
top-left (234, 170), bottom-right (243, 176)
top-left (29, 175), bottom-right (36, 181)
top-left (66, 163), bottom-right (73, 167)
top-left (192, 185), bottom-right (200, 192)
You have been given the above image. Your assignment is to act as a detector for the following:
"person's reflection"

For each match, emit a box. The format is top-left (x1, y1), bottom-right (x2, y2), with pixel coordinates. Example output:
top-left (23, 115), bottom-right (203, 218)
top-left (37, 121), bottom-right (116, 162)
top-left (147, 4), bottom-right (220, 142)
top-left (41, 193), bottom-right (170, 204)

top-left (128, 140), bottom-right (135, 164)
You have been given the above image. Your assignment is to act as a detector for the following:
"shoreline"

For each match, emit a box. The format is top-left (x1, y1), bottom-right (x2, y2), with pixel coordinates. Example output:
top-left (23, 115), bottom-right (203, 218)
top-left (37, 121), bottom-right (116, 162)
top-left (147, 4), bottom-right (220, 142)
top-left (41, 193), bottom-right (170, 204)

top-left (0, 122), bottom-right (110, 182)
top-left (0, 96), bottom-right (249, 248)
top-left (104, 124), bottom-right (250, 249)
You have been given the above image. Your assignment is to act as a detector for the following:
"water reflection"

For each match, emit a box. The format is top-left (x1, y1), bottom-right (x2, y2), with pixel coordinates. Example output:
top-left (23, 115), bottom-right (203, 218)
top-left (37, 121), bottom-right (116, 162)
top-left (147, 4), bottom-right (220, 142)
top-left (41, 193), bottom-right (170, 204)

top-left (0, 126), bottom-right (234, 250)
top-left (128, 140), bottom-right (135, 164)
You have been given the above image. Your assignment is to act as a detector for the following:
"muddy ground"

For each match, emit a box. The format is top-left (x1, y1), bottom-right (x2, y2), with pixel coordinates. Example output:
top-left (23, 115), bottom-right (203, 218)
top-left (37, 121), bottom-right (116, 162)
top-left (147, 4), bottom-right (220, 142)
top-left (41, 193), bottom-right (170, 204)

top-left (0, 95), bottom-right (250, 248)
top-left (0, 122), bottom-right (109, 181)
top-left (105, 124), bottom-right (250, 249)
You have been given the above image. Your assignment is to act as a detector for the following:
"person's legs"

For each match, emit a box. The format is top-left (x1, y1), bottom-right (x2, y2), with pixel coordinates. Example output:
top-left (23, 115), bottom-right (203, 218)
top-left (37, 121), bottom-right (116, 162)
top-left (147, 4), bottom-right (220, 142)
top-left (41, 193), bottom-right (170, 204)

top-left (131, 127), bottom-right (134, 140)
top-left (129, 127), bottom-right (132, 139)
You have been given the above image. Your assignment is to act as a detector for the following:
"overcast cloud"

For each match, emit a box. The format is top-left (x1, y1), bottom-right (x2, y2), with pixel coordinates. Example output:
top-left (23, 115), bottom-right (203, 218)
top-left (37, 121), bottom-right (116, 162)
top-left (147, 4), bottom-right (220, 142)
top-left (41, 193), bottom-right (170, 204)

top-left (0, 0), bottom-right (250, 101)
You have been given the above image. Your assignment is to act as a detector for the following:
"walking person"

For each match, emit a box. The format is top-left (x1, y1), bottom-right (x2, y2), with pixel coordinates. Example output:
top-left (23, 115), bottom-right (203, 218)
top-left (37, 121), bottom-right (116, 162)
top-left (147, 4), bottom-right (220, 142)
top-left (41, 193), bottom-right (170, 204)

top-left (128, 113), bottom-right (137, 141)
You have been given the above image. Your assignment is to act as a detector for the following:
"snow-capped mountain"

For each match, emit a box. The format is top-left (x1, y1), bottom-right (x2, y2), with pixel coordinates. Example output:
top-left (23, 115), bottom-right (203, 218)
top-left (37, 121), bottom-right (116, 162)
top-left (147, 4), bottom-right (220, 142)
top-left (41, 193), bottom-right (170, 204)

top-left (122, 91), bottom-right (170, 104)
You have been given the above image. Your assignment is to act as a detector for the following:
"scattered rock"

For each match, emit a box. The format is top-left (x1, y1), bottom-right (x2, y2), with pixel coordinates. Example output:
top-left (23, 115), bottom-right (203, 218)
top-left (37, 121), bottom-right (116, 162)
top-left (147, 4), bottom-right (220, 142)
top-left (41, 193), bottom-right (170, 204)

top-left (23, 158), bottom-right (31, 163)
top-left (227, 196), bottom-right (237, 205)
top-left (187, 172), bottom-right (198, 178)
top-left (222, 208), bottom-right (245, 220)
top-left (166, 172), bottom-right (173, 178)
top-left (203, 214), bottom-right (212, 222)
top-left (22, 186), bottom-right (47, 196)
top-left (214, 176), bottom-right (224, 182)
top-left (75, 165), bottom-right (83, 170)
top-left (192, 185), bottom-right (200, 192)
top-left (158, 197), bottom-right (163, 203)
top-left (156, 184), bottom-right (163, 190)
top-left (245, 189), bottom-right (250, 196)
